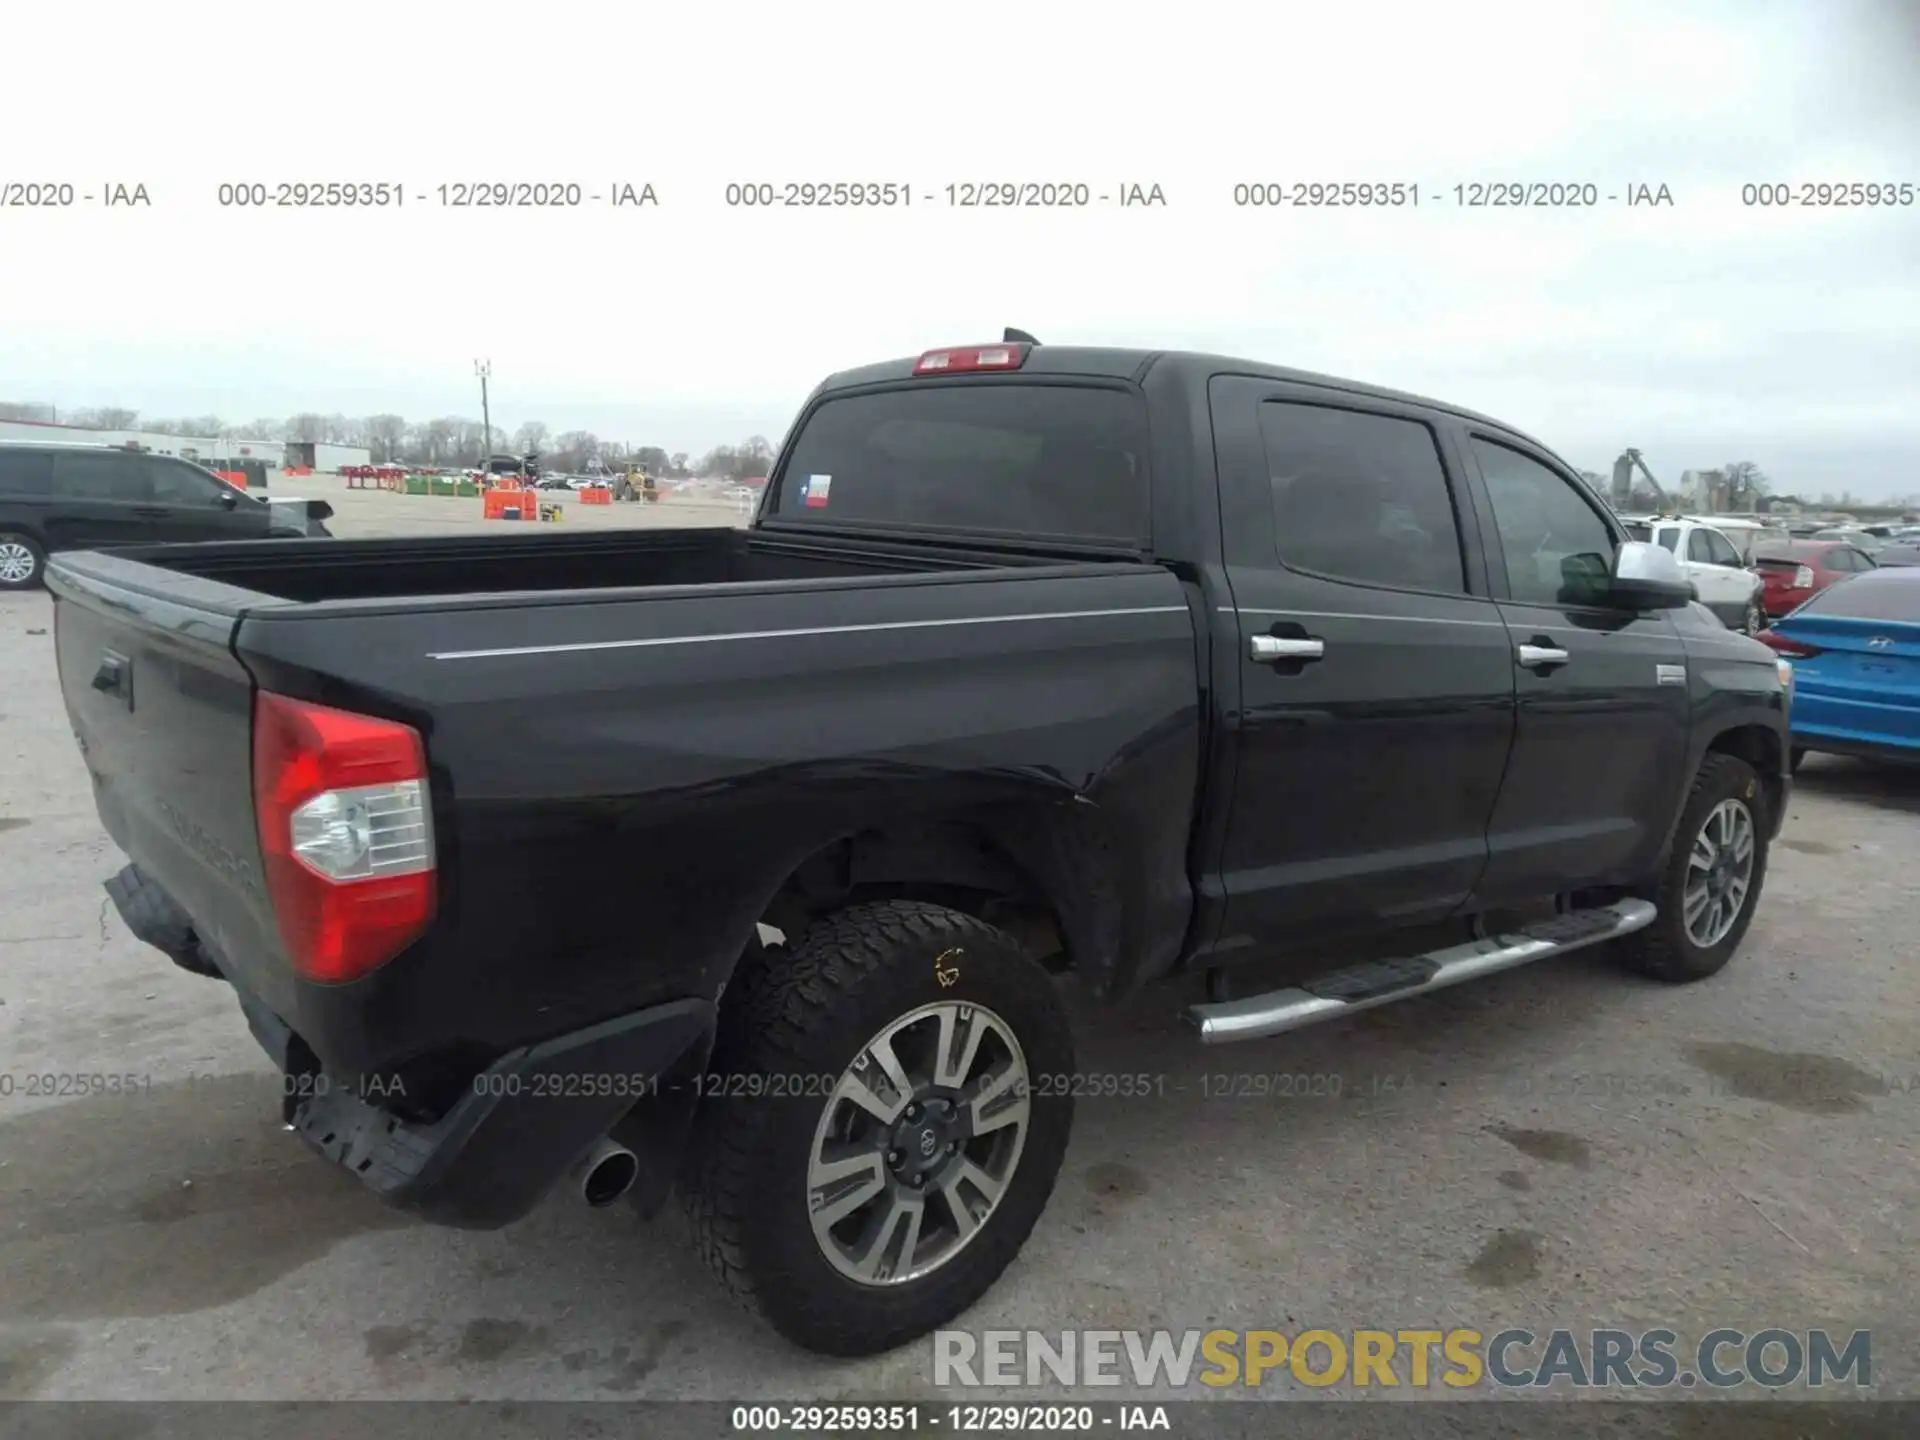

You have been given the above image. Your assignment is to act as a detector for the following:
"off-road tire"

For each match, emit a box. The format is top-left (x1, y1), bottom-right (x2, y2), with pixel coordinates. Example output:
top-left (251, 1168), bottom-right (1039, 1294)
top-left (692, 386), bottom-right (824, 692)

top-left (681, 900), bottom-right (1074, 1356)
top-left (1619, 753), bottom-right (1769, 983)
top-left (0, 532), bottom-right (46, 589)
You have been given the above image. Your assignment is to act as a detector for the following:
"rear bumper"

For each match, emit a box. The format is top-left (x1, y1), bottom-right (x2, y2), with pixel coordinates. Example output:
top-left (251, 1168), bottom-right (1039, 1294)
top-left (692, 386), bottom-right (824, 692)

top-left (1791, 694), bottom-right (1920, 764)
top-left (253, 990), bottom-right (712, 1229)
top-left (107, 863), bottom-right (714, 1229)
top-left (1791, 730), bottom-right (1920, 766)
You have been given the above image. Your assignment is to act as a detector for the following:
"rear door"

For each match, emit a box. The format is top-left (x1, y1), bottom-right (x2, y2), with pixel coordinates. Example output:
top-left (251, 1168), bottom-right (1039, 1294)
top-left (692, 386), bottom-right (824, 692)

top-left (1207, 377), bottom-right (1517, 949)
top-left (45, 450), bottom-right (156, 549)
top-left (1458, 433), bottom-right (1693, 903)
top-left (142, 455), bottom-right (273, 542)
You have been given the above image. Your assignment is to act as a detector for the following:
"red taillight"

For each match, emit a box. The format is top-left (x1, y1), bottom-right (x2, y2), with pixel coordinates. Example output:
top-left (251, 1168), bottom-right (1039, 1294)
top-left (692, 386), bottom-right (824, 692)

top-left (1756, 629), bottom-right (1823, 658)
top-left (252, 692), bottom-right (435, 984)
top-left (913, 343), bottom-right (1028, 375)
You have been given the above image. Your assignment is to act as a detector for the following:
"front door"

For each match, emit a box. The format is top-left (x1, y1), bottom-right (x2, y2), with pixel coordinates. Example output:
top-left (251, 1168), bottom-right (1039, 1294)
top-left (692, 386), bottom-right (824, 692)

top-left (1206, 377), bottom-right (1518, 957)
top-left (141, 456), bottom-right (271, 542)
top-left (1459, 435), bottom-right (1693, 906)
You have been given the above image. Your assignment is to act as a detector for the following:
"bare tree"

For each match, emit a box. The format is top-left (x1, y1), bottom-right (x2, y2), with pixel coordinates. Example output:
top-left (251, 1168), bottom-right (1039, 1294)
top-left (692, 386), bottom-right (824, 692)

top-left (364, 414), bottom-right (407, 463)
top-left (10, 395), bottom-right (767, 480)
top-left (553, 431), bottom-right (602, 470)
top-left (68, 406), bottom-right (141, 429)
top-left (1722, 460), bottom-right (1769, 501)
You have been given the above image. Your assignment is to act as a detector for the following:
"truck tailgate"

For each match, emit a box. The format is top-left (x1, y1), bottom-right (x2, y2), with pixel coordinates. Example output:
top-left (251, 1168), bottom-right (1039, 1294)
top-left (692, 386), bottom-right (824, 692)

top-left (50, 553), bottom-right (297, 1015)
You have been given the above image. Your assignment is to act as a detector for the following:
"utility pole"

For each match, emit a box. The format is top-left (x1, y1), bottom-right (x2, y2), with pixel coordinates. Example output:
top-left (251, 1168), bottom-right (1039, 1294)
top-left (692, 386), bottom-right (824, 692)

top-left (474, 359), bottom-right (493, 467)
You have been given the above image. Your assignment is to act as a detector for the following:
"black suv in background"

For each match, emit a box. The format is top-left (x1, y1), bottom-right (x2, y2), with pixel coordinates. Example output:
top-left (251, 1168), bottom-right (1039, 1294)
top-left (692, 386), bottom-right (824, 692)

top-left (0, 442), bottom-right (331, 589)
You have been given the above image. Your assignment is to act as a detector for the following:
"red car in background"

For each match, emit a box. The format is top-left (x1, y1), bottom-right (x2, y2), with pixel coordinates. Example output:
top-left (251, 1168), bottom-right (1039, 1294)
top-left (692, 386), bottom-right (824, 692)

top-left (1752, 539), bottom-right (1879, 618)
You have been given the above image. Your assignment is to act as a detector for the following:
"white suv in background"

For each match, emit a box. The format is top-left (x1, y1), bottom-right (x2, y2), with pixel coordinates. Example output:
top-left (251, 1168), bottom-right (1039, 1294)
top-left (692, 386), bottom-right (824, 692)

top-left (1636, 518), bottom-right (1767, 633)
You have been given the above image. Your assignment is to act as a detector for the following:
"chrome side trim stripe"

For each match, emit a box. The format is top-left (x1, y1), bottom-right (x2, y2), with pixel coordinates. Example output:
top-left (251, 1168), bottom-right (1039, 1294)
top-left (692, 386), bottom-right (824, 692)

top-left (427, 605), bottom-right (1193, 661)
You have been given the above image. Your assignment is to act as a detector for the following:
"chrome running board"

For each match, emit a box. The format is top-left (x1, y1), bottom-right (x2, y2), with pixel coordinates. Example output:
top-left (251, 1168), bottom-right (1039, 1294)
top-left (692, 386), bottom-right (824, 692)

top-left (1187, 899), bottom-right (1658, 1045)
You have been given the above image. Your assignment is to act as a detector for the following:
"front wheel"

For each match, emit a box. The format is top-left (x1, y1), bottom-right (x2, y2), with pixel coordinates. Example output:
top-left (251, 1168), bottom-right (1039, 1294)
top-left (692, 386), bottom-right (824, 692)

top-left (682, 900), bottom-right (1074, 1356)
top-left (1742, 595), bottom-right (1765, 635)
top-left (1620, 753), bottom-right (1769, 983)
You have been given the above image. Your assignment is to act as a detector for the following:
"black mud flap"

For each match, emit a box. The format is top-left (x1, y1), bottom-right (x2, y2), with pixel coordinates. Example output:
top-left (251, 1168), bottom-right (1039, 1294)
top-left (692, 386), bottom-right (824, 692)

top-left (104, 864), bottom-right (223, 978)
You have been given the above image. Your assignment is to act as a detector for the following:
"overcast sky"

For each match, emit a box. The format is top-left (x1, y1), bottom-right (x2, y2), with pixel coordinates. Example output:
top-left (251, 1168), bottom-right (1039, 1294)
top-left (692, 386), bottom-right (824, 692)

top-left (3, 0), bottom-right (1917, 494)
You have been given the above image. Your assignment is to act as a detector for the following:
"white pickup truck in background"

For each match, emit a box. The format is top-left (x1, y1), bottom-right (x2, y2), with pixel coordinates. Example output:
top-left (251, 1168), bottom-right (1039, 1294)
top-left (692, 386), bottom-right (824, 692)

top-left (1621, 517), bottom-right (1767, 633)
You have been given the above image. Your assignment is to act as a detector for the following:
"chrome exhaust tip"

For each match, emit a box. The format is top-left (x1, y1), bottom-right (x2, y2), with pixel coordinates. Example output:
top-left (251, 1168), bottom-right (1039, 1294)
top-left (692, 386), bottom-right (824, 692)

top-left (573, 1138), bottom-right (639, 1208)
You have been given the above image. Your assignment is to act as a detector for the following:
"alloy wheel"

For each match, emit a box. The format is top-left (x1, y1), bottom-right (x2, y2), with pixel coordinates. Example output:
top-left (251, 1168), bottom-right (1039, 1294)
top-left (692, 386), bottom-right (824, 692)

top-left (1683, 798), bottom-right (1756, 948)
top-left (0, 541), bottom-right (37, 585)
top-left (806, 1000), bottom-right (1031, 1287)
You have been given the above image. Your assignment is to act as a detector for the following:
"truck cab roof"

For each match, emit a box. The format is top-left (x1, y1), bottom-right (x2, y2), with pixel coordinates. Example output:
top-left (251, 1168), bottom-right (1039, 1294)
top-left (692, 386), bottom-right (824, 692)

top-left (814, 345), bottom-right (1553, 454)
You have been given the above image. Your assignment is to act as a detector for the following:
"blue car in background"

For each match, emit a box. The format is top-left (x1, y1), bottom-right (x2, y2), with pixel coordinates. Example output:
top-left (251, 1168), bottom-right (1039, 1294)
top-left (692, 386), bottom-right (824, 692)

top-left (1757, 567), bottom-right (1920, 771)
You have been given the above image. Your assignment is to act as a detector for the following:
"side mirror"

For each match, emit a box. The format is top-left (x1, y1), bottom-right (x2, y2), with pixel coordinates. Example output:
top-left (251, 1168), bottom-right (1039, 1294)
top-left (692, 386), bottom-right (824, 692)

top-left (1605, 540), bottom-right (1695, 610)
top-left (216, 488), bottom-right (239, 509)
top-left (305, 500), bottom-right (334, 521)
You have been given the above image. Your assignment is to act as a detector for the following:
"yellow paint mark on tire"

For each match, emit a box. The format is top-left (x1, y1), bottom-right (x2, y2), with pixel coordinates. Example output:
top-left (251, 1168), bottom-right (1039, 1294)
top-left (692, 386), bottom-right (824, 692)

top-left (933, 948), bottom-right (963, 988)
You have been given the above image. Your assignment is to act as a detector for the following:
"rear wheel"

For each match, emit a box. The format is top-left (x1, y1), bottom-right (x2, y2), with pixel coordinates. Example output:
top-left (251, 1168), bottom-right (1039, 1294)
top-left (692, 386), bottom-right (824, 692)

top-left (0, 532), bottom-right (45, 589)
top-left (1789, 746), bottom-right (1807, 775)
top-left (682, 900), bottom-right (1074, 1356)
top-left (1620, 753), bottom-right (1769, 983)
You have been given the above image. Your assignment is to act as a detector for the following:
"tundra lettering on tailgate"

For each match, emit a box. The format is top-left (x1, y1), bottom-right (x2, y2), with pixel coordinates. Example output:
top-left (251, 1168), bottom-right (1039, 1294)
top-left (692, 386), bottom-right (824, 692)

top-left (157, 798), bottom-right (266, 903)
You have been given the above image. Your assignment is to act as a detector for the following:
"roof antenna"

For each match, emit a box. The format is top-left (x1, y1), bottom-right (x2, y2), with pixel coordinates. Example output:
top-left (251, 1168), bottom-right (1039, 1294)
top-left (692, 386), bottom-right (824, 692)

top-left (1004, 327), bottom-right (1040, 345)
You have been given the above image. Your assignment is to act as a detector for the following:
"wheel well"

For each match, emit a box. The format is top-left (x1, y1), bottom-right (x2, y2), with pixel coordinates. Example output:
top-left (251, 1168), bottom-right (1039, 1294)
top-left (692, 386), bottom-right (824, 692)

top-left (758, 820), bottom-right (1070, 971)
top-left (1706, 724), bottom-right (1784, 821)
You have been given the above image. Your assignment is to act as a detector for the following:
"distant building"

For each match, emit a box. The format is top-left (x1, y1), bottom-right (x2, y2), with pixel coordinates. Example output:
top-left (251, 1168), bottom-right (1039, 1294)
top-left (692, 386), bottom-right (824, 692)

top-left (0, 418), bottom-right (370, 472)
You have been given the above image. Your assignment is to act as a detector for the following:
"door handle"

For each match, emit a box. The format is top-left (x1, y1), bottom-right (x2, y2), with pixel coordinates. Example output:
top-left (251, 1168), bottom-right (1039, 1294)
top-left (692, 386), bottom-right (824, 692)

top-left (1250, 635), bottom-right (1325, 662)
top-left (92, 651), bottom-right (132, 708)
top-left (1516, 643), bottom-right (1571, 670)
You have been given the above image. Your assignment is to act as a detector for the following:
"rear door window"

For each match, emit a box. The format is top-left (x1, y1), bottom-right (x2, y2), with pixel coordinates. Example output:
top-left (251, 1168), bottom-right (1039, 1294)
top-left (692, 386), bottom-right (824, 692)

top-left (770, 384), bottom-right (1150, 542)
top-left (1257, 401), bottom-right (1467, 594)
top-left (52, 452), bottom-right (148, 501)
top-left (0, 449), bottom-right (55, 496)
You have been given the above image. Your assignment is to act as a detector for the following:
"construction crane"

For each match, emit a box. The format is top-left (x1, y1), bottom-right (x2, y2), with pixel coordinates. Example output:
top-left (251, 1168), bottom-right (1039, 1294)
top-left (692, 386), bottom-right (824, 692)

top-left (1611, 448), bottom-right (1670, 512)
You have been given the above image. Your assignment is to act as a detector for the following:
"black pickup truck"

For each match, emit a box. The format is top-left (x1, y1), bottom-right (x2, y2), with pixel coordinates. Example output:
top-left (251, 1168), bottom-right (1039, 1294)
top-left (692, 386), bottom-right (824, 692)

top-left (49, 337), bottom-right (1793, 1356)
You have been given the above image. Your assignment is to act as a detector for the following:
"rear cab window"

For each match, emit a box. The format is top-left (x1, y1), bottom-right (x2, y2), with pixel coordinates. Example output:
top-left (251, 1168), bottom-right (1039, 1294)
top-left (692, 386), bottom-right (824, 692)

top-left (768, 383), bottom-right (1150, 542)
